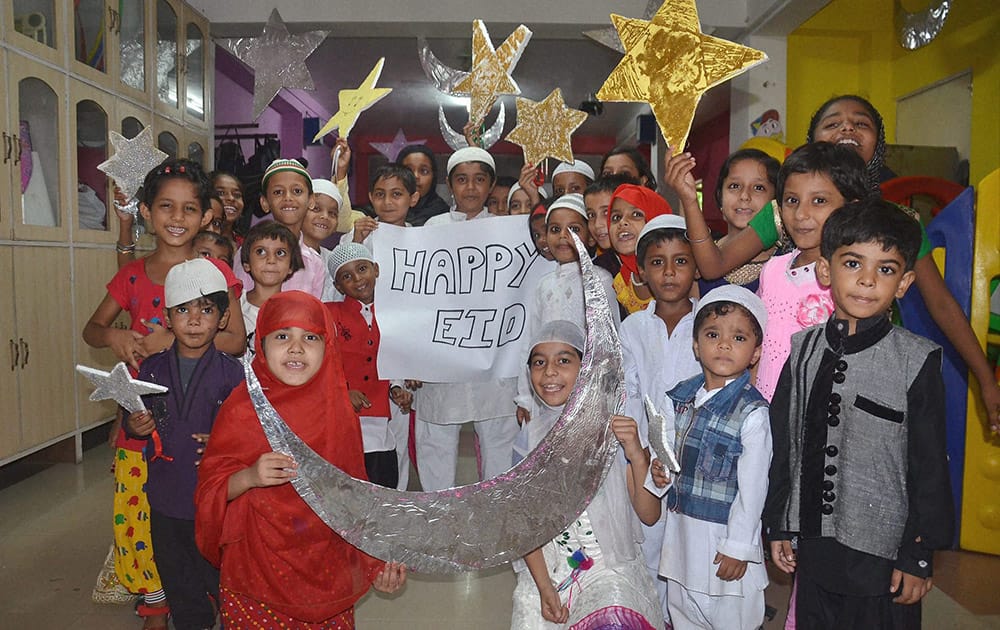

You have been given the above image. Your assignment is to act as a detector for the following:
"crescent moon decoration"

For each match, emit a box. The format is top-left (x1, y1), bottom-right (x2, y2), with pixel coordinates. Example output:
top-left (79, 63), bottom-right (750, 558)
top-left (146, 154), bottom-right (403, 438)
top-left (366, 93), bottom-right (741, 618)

top-left (247, 232), bottom-right (624, 574)
top-left (583, 0), bottom-right (662, 54)
top-left (417, 37), bottom-right (469, 95)
top-left (438, 101), bottom-right (506, 152)
top-left (452, 21), bottom-right (532, 127)
top-left (895, 0), bottom-right (950, 50)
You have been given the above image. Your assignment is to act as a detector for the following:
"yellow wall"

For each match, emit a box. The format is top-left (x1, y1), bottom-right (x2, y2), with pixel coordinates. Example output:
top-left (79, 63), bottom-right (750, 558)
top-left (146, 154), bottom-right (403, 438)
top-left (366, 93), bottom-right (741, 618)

top-left (787, 0), bottom-right (999, 184)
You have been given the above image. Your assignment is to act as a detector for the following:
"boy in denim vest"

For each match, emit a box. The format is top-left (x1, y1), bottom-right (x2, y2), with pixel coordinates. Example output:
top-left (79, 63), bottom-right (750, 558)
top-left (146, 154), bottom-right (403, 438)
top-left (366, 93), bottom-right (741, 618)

top-left (636, 285), bottom-right (771, 629)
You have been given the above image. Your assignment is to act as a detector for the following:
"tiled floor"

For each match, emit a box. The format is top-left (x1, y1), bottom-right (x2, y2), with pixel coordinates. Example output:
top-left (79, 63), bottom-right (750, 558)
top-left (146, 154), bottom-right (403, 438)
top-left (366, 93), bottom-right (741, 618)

top-left (1, 427), bottom-right (999, 629)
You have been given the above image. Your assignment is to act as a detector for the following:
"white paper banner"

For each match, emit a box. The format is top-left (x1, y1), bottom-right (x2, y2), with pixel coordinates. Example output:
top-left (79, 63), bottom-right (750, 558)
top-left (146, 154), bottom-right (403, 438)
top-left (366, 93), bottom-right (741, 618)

top-left (373, 217), bottom-right (556, 382)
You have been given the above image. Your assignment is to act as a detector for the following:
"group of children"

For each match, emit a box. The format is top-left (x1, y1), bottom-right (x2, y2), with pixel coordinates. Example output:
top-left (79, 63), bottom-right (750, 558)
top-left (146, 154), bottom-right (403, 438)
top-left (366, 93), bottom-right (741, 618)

top-left (78, 92), bottom-right (998, 630)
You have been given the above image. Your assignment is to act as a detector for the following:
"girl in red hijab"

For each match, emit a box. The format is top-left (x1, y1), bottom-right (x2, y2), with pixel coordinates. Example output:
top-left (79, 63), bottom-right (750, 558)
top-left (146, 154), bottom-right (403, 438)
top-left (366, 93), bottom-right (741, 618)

top-left (195, 291), bottom-right (405, 629)
top-left (606, 184), bottom-right (674, 314)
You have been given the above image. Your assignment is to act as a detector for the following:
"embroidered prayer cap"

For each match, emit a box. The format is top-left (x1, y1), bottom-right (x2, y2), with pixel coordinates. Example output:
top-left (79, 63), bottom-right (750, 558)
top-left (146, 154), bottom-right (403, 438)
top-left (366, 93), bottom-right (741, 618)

top-left (695, 285), bottom-right (768, 333)
top-left (506, 181), bottom-right (547, 208)
top-left (545, 193), bottom-right (587, 221)
top-left (531, 319), bottom-right (586, 354)
top-left (262, 159), bottom-right (312, 192)
top-left (637, 214), bottom-right (686, 245)
top-left (446, 147), bottom-right (495, 176)
top-left (311, 178), bottom-right (343, 207)
top-left (552, 159), bottom-right (595, 182)
top-left (164, 258), bottom-right (227, 308)
top-left (328, 242), bottom-right (375, 278)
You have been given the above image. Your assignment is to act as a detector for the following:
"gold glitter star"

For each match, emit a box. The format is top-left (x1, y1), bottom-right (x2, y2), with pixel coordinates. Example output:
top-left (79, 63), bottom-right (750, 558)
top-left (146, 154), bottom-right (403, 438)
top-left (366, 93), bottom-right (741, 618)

top-left (506, 89), bottom-right (588, 167)
top-left (453, 21), bottom-right (532, 127)
top-left (76, 362), bottom-right (168, 415)
top-left (596, 0), bottom-right (767, 153)
top-left (313, 57), bottom-right (393, 141)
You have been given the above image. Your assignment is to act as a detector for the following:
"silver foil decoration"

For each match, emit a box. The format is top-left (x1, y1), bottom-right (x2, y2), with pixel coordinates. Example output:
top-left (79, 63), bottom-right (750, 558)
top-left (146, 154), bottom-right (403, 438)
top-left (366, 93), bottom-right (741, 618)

top-left (896, 0), bottom-right (950, 50)
top-left (644, 395), bottom-right (680, 473)
top-left (583, 0), bottom-right (661, 53)
top-left (76, 362), bottom-right (168, 414)
top-left (438, 101), bottom-right (506, 151)
top-left (247, 232), bottom-right (624, 573)
top-left (417, 36), bottom-right (469, 95)
top-left (97, 128), bottom-right (169, 201)
top-left (218, 9), bottom-right (328, 121)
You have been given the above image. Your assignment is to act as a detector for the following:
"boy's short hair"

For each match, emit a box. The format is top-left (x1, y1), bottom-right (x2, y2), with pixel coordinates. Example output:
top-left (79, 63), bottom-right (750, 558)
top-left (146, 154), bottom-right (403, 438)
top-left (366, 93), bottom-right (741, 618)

top-left (193, 230), bottom-right (235, 262)
top-left (370, 164), bottom-right (417, 194)
top-left (776, 142), bottom-right (869, 205)
top-left (820, 198), bottom-right (922, 270)
top-left (693, 302), bottom-right (764, 347)
top-left (167, 292), bottom-right (230, 317)
top-left (713, 148), bottom-right (781, 207)
top-left (495, 175), bottom-right (518, 189)
top-left (241, 221), bottom-right (305, 273)
top-left (583, 173), bottom-right (638, 198)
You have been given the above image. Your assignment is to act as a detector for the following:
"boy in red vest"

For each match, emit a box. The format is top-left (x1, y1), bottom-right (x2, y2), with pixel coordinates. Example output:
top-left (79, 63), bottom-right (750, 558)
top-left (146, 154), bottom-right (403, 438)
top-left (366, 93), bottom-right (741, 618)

top-left (325, 242), bottom-right (412, 487)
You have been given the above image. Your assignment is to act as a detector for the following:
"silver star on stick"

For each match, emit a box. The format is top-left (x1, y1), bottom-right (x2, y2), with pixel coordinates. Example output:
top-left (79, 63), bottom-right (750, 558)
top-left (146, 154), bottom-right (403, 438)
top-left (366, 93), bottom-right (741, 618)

top-left (219, 9), bottom-right (329, 121)
top-left (97, 127), bottom-right (168, 202)
top-left (76, 362), bottom-right (168, 415)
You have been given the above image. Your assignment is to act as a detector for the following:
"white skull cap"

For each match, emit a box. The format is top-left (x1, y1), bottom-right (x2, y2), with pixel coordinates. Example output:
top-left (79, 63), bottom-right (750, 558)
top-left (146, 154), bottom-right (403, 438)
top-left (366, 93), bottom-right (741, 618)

top-left (694, 285), bottom-right (768, 333)
top-left (530, 319), bottom-right (586, 354)
top-left (552, 159), bottom-right (595, 182)
top-left (311, 178), bottom-right (343, 207)
top-left (446, 147), bottom-right (495, 175)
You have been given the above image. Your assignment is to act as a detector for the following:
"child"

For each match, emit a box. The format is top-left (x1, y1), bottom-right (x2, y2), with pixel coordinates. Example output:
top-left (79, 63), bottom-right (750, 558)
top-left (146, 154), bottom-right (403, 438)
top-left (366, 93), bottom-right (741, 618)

top-left (240, 221), bottom-right (304, 347)
top-left (607, 183), bottom-right (674, 315)
top-left (621, 214), bottom-right (703, 623)
top-left (528, 204), bottom-right (553, 261)
top-left (304, 178), bottom-right (342, 301)
top-left (193, 230), bottom-right (235, 267)
top-left (765, 199), bottom-right (954, 629)
top-left (665, 148), bottom-right (780, 294)
top-left (124, 258), bottom-right (244, 630)
top-left (601, 146), bottom-right (657, 190)
top-left (414, 147), bottom-right (519, 491)
top-left (513, 193), bottom-right (619, 438)
top-left (512, 320), bottom-right (662, 629)
top-left (397, 144), bottom-right (450, 225)
top-left (638, 285), bottom-right (772, 630)
top-left (83, 159), bottom-right (245, 629)
top-left (754, 142), bottom-right (869, 401)
top-left (205, 192), bottom-right (227, 234)
top-left (348, 164), bottom-right (419, 246)
top-left (551, 159), bottom-right (595, 197)
top-left (195, 291), bottom-right (406, 627)
top-left (233, 159), bottom-right (325, 298)
top-left (326, 243), bottom-right (414, 489)
top-left (508, 181), bottom-right (547, 215)
top-left (211, 171), bottom-right (245, 244)
top-left (488, 175), bottom-right (518, 215)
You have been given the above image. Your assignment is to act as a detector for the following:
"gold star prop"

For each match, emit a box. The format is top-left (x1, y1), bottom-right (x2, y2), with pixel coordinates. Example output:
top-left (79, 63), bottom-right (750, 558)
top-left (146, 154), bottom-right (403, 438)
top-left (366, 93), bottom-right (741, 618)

top-left (596, 0), bottom-right (767, 153)
top-left (76, 362), bottom-right (168, 415)
top-left (313, 57), bottom-right (393, 141)
top-left (506, 89), bottom-right (588, 167)
top-left (97, 127), bottom-right (168, 201)
top-left (453, 21), bottom-right (532, 127)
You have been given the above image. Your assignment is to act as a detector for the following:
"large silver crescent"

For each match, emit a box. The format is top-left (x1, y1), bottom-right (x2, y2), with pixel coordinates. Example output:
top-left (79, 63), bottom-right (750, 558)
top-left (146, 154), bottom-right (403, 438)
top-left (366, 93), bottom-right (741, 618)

top-left (895, 0), bottom-right (950, 50)
top-left (246, 232), bottom-right (623, 573)
top-left (438, 102), bottom-right (506, 151)
top-left (417, 37), bottom-right (469, 96)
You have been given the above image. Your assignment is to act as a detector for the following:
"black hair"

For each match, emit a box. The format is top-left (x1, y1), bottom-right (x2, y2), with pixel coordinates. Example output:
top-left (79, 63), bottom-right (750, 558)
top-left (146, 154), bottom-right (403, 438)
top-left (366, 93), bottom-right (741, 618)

top-left (396, 145), bottom-right (439, 185)
top-left (694, 302), bottom-right (764, 347)
top-left (193, 230), bottom-right (235, 265)
top-left (600, 146), bottom-right (656, 190)
top-left (370, 164), bottom-right (417, 194)
top-left (447, 159), bottom-right (496, 186)
top-left (141, 158), bottom-right (212, 211)
top-left (495, 176), bottom-right (518, 189)
top-left (166, 291), bottom-right (230, 318)
top-left (637, 227), bottom-right (689, 268)
top-left (714, 148), bottom-right (780, 207)
top-left (776, 142), bottom-right (869, 206)
top-left (820, 198), bottom-right (922, 270)
top-left (240, 221), bottom-right (305, 273)
top-left (210, 170), bottom-right (245, 194)
top-left (584, 172), bottom-right (639, 198)
top-left (806, 94), bottom-right (886, 192)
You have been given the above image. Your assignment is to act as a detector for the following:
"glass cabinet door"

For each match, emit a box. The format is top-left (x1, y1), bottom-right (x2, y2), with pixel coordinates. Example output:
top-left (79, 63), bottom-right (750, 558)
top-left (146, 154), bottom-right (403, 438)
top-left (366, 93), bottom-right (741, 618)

top-left (155, 0), bottom-right (180, 117)
top-left (118, 1), bottom-right (147, 96)
top-left (72, 84), bottom-right (115, 241)
top-left (73, 0), bottom-right (108, 76)
top-left (6, 0), bottom-right (66, 66)
top-left (157, 131), bottom-right (179, 160)
top-left (187, 140), bottom-right (205, 168)
top-left (184, 21), bottom-right (206, 124)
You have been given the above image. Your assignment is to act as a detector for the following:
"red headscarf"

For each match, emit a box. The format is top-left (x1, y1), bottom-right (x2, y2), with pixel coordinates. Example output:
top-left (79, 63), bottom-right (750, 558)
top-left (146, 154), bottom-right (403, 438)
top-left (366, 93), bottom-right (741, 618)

top-left (195, 291), bottom-right (382, 623)
top-left (607, 184), bottom-right (674, 286)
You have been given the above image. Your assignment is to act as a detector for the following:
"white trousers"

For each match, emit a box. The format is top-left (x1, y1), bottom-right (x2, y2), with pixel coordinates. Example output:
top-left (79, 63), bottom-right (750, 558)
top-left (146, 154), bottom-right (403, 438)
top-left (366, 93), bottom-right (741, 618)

top-left (388, 406), bottom-right (411, 491)
top-left (667, 579), bottom-right (764, 630)
top-left (414, 416), bottom-right (519, 491)
top-left (640, 510), bottom-right (670, 624)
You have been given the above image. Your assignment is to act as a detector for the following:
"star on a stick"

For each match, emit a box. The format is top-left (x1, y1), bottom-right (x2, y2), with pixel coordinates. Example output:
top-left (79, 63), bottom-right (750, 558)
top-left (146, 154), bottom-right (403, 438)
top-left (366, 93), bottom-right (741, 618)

top-left (583, 0), bottom-right (661, 54)
top-left (220, 9), bottom-right (328, 121)
top-left (453, 21), bottom-right (532, 127)
top-left (506, 89), bottom-right (588, 166)
top-left (596, 0), bottom-right (767, 153)
top-left (370, 129), bottom-right (426, 162)
top-left (76, 362), bottom-right (168, 415)
top-left (313, 58), bottom-right (393, 141)
top-left (96, 127), bottom-right (168, 201)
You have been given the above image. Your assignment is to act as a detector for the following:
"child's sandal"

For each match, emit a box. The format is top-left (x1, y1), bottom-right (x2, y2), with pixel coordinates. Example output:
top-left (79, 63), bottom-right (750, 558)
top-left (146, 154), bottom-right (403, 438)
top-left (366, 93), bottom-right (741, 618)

top-left (136, 603), bottom-right (170, 629)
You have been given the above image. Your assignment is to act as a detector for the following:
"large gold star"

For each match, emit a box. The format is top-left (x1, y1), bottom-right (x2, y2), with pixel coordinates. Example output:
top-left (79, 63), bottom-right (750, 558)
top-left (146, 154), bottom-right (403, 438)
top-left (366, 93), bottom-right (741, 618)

top-left (596, 0), bottom-right (767, 154)
top-left (313, 58), bottom-right (393, 141)
top-left (506, 89), bottom-right (588, 167)
top-left (453, 21), bottom-right (532, 127)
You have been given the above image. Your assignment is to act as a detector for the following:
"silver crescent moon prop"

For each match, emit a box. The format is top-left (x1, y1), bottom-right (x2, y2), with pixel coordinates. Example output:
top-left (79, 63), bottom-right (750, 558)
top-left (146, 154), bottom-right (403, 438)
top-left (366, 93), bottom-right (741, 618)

top-left (896, 0), bottom-right (950, 50)
top-left (417, 36), bottom-right (469, 95)
top-left (644, 395), bottom-right (681, 473)
top-left (438, 102), bottom-right (506, 151)
top-left (247, 232), bottom-right (624, 573)
top-left (583, 0), bottom-right (661, 53)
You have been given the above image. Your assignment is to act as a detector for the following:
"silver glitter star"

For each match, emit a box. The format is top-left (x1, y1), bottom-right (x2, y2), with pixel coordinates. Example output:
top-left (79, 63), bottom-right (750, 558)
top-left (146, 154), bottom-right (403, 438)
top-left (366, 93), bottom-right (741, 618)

top-left (219, 9), bottom-right (329, 121)
top-left (76, 362), bottom-right (168, 415)
top-left (583, 0), bottom-right (661, 53)
top-left (97, 127), bottom-right (168, 201)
